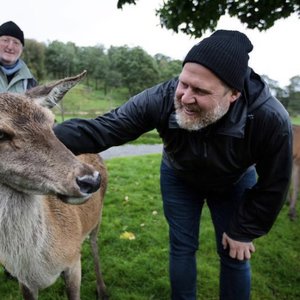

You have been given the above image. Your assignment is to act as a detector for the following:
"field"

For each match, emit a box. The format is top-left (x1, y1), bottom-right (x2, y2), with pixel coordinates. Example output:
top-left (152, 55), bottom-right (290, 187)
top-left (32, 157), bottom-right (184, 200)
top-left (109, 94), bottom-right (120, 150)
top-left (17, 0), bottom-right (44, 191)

top-left (0, 154), bottom-right (299, 299)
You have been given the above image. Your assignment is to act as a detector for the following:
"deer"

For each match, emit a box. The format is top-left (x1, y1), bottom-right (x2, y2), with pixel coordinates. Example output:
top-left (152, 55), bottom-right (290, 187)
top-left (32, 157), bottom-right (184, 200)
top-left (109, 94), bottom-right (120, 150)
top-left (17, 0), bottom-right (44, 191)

top-left (0, 71), bottom-right (109, 300)
top-left (288, 124), bottom-right (300, 220)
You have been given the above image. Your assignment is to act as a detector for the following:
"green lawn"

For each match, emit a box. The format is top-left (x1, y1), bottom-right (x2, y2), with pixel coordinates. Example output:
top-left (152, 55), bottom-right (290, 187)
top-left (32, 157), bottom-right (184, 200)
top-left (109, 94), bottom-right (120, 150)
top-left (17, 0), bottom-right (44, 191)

top-left (1, 154), bottom-right (299, 299)
top-left (292, 116), bottom-right (300, 125)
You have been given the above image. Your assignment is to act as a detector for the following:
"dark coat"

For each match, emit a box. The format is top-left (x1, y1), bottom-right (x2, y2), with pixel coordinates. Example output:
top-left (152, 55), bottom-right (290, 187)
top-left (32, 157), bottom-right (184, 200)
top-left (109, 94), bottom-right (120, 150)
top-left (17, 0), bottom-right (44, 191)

top-left (54, 67), bottom-right (293, 242)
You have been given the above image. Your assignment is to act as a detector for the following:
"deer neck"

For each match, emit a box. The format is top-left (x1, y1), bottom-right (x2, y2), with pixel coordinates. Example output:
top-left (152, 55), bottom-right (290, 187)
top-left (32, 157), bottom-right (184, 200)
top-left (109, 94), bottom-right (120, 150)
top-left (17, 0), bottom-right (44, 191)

top-left (0, 183), bottom-right (48, 261)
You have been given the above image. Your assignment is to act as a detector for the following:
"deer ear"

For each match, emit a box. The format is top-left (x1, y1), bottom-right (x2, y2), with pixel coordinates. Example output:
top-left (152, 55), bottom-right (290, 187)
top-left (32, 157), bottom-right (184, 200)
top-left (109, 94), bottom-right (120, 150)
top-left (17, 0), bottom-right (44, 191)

top-left (25, 71), bottom-right (87, 108)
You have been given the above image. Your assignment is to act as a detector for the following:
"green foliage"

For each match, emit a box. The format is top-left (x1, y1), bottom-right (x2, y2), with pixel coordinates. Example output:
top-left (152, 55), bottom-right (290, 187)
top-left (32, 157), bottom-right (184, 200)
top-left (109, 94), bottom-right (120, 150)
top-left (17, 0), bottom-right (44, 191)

top-left (23, 36), bottom-right (298, 105)
top-left (25, 40), bottom-right (174, 97)
top-left (22, 39), bottom-right (46, 81)
top-left (291, 116), bottom-right (300, 125)
top-left (117, 0), bottom-right (137, 9)
top-left (287, 76), bottom-right (300, 114)
top-left (107, 46), bottom-right (160, 95)
top-left (52, 83), bottom-right (130, 121)
top-left (45, 40), bottom-right (77, 79)
top-left (0, 155), bottom-right (299, 299)
top-left (76, 45), bottom-right (107, 89)
top-left (128, 129), bottom-right (161, 145)
top-left (117, 0), bottom-right (300, 38)
top-left (154, 54), bottom-right (182, 82)
top-left (158, 0), bottom-right (224, 37)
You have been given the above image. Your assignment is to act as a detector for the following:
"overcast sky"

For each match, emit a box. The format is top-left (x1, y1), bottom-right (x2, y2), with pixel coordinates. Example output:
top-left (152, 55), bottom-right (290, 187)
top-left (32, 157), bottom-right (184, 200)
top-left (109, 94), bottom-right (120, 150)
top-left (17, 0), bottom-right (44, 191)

top-left (2, 0), bottom-right (300, 87)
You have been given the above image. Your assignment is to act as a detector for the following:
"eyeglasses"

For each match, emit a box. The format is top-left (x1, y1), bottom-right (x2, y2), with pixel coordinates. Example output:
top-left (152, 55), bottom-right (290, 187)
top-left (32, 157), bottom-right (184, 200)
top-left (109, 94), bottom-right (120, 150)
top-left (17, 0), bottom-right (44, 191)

top-left (0, 36), bottom-right (22, 48)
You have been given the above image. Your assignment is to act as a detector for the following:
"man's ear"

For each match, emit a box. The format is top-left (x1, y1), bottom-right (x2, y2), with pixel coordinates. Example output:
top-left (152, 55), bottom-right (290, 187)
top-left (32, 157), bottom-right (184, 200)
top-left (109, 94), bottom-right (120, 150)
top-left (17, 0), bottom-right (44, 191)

top-left (229, 89), bottom-right (241, 103)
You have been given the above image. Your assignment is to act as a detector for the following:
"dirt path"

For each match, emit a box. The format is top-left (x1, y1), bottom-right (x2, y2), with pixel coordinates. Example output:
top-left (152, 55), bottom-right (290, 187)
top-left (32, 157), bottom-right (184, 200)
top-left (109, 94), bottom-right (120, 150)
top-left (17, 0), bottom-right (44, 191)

top-left (100, 144), bottom-right (163, 160)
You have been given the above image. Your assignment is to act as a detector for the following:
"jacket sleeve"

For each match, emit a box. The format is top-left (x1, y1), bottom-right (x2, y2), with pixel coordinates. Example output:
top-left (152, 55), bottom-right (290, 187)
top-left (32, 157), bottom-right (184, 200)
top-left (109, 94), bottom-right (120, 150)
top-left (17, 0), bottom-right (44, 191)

top-left (227, 109), bottom-right (293, 242)
top-left (53, 79), bottom-right (176, 155)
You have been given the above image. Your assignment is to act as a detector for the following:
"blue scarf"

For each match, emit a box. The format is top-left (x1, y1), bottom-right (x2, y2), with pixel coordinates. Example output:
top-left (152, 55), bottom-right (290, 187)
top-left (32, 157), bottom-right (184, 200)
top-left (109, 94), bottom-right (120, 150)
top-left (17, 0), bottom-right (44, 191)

top-left (0, 59), bottom-right (22, 76)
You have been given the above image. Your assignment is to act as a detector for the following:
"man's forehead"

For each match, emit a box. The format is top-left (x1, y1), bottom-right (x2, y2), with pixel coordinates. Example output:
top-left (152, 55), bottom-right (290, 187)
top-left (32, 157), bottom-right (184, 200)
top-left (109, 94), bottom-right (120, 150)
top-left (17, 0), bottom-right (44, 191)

top-left (179, 65), bottom-right (223, 91)
top-left (0, 35), bottom-right (22, 43)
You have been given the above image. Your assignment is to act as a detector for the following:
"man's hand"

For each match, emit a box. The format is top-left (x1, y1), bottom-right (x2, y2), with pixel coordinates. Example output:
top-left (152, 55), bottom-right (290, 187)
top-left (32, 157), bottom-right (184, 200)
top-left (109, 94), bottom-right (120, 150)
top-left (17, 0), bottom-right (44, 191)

top-left (222, 232), bottom-right (255, 260)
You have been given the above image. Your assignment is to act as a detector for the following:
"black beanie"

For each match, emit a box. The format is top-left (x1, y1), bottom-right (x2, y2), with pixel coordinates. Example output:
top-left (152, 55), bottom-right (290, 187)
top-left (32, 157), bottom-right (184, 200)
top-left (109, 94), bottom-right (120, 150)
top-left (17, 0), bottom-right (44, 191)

top-left (183, 30), bottom-right (253, 91)
top-left (0, 21), bottom-right (24, 46)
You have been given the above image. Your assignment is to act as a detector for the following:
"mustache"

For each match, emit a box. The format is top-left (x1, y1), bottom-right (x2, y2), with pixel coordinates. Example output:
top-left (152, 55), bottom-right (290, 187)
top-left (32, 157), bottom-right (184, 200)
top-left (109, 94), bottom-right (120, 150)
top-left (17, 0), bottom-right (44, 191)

top-left (175, 96), bottom-right (201, 113)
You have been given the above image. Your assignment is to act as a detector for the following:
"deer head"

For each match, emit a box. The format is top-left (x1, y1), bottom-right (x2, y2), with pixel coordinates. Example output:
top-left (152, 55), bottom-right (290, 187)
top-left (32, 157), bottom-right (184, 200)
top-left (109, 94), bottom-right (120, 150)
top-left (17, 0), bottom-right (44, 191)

top-left (0, 71), bottom-right (100, 204)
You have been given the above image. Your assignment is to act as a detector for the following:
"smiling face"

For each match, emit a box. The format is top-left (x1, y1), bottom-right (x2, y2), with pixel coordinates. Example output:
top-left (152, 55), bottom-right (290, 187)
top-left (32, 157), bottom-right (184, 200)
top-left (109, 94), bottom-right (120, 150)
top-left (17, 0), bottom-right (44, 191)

top-left (174, 62), bottom-right (241, 131)
top-left (0, 35), bottom-right (23, 66)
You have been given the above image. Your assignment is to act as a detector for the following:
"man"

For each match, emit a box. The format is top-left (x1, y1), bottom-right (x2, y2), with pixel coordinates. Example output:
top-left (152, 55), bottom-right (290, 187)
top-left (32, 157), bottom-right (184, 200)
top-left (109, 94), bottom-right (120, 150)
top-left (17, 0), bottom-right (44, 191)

top-left (0, 20), bottom-right (37, 92)
top-left (54, 30), bottom-right (292, 300)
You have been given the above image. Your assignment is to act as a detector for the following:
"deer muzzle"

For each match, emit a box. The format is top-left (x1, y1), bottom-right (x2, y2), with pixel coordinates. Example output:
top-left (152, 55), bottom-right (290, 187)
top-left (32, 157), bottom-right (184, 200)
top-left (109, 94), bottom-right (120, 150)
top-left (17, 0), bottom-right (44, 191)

top-left (58, 171), bottom-right (101, 205)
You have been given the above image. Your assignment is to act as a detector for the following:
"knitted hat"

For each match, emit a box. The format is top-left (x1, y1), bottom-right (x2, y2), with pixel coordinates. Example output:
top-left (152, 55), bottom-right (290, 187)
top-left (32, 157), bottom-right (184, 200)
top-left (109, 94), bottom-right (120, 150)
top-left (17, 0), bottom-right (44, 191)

top-left (0, 21), bottom-right (24, 46)
top-left (183, 30), bottom-right (253, 91)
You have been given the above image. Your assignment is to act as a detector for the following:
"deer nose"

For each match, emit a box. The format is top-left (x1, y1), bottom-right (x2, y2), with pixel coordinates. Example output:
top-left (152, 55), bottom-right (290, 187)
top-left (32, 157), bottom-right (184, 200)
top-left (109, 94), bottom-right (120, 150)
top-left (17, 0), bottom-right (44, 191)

top-left (76, 171), bottom-right (101, 194)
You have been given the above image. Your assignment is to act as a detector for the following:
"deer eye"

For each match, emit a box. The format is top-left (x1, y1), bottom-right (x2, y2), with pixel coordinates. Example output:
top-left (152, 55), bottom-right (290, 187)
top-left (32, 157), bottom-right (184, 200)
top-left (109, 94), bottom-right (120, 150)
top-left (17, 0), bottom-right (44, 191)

top-left (0, 130), bottom-right (11, 141)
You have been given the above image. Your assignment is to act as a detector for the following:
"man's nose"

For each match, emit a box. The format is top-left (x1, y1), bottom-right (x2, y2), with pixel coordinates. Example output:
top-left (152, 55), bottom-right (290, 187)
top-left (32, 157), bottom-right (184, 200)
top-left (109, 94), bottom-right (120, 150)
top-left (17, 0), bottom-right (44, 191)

top-left (181, 89), bottom-right (196, 104)
top-left (6, 41), bottom-right (14, 48)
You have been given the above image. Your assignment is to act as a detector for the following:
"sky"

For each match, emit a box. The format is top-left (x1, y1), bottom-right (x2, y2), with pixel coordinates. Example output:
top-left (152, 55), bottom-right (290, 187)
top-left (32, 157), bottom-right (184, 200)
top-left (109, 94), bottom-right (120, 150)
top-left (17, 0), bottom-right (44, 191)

top-left (2, 0), bottom-right (300, 87)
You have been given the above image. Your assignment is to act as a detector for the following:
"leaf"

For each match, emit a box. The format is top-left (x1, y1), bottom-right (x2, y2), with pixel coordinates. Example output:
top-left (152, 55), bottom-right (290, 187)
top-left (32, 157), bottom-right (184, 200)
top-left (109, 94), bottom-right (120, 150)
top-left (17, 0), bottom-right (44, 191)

top-left (120, 231), bottom-right (136, 240)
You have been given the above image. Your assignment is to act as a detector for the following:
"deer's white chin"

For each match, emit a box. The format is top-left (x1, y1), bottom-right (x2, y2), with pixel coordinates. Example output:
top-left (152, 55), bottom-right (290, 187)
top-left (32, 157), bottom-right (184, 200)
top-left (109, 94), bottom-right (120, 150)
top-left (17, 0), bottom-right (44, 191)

top-left (57, 193), bottom-right (91, 205)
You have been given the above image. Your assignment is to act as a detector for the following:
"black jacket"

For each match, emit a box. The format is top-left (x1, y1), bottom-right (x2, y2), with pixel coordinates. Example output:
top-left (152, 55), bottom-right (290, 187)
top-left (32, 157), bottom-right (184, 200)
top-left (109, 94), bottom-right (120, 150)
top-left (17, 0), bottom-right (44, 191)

top-left (54, 68), bottom-right (292, 242)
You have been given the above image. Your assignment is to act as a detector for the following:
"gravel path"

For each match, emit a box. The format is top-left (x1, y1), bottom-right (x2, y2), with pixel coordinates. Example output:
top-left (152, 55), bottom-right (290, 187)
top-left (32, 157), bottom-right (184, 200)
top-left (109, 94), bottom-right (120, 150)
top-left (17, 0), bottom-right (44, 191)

top-left (100, 144), bottom-right (163, 160)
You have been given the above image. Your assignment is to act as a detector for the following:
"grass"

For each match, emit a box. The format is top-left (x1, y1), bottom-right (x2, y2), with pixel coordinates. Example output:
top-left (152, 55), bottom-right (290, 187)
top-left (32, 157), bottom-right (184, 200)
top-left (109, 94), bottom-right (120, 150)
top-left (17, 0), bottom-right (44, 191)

top-left (292, 115), bottom-right (300, 125)
top-left (1, 154), bottom-right (299, 299)
top-left (52, 84), bottom-right (129, 122)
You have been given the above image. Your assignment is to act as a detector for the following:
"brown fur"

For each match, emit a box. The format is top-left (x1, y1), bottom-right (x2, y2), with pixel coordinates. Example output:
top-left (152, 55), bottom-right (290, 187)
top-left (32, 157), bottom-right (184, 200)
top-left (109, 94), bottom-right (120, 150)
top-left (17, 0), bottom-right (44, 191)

top-left (0, 72), bottom-right (109, 299)
top-left (288, 124), bottom-right (300, 220)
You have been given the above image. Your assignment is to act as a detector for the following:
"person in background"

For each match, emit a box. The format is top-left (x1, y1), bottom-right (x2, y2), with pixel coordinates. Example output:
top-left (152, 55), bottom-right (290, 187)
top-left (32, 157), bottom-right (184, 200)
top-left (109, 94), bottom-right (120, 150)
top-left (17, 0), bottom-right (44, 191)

top-left (53, 30), bottom-right (292, 300)
top-left (0, 20), bottom-right (37, 93)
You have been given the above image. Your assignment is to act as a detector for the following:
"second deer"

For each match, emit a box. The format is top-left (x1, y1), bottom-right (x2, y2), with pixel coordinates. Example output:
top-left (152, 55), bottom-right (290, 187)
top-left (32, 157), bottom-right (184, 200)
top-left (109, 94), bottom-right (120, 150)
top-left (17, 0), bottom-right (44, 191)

top-left (289, 124), bottom-right (300, 220)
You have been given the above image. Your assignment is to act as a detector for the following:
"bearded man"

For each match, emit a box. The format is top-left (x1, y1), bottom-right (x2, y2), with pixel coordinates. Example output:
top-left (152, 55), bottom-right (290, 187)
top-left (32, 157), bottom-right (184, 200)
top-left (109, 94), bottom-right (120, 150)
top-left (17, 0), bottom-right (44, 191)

top-left (54, 30), bottom-right (292, 300)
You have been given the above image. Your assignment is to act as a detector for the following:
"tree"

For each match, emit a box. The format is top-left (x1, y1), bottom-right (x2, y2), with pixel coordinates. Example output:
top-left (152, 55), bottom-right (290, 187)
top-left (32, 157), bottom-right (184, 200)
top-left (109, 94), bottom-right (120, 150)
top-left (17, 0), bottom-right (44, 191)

top-left (287, 76), bottom-right (300, 114)
top-left (261, 75), bottom-right (290, 109)
top-left (154, 53), bottom-right (181, 82)
top-left (108, 46), bottom-right (160, 95)
top-left (22, 39), bottom-right (46, 81)
top-left (104, 69), bottom-right (123, 95)
top-left (117, 0), bottom-right (300, 38)
top-left (45, 41), bottom-right (78, 79)
top-left (76, 45), bottom-right (107, 88)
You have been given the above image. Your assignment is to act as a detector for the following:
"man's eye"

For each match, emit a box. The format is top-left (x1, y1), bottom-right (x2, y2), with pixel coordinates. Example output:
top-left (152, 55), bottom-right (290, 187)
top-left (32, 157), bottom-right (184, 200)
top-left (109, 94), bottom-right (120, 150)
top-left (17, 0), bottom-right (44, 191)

top-left (180, 82), bottom-right (188, 89)
top-left (195, 89), bottom-right (205, 95)
top-left (194, 88), bottom-right (209, 96)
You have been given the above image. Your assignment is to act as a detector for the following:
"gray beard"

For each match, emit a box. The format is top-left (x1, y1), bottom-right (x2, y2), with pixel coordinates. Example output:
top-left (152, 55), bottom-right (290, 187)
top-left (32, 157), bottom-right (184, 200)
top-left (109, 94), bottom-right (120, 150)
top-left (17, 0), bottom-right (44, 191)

top-left (174, 97), bottom-right (229, 131)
